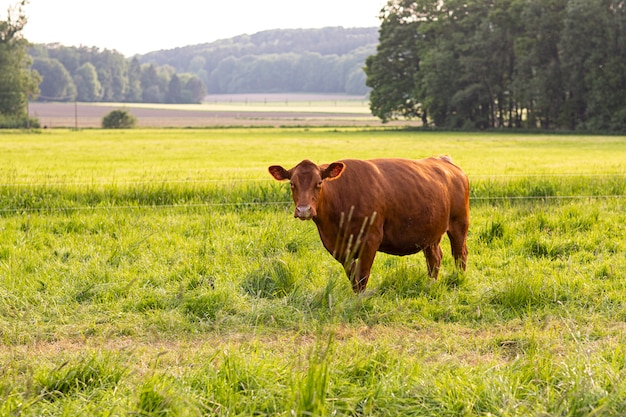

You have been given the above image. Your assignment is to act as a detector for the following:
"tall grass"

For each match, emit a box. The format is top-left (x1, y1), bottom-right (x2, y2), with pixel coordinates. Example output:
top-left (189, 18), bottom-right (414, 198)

top-left (0, 129), bottom-right (625, 415)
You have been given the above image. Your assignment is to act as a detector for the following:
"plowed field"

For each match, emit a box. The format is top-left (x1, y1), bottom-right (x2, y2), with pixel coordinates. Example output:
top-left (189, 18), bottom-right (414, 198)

top-left (29, 95), bottom-right (421, 128)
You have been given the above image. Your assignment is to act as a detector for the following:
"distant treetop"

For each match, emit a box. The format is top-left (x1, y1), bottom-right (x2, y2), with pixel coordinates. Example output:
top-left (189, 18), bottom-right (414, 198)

top-left (136, 27), bottom-right (378, 95)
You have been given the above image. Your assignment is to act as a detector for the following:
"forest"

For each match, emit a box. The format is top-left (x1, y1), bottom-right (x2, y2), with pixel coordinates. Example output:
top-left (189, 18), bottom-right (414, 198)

top-left (26, 27), bottom-right (377, 105)
top-left (29, 45), bottom-right (207, 104)
top-left (139, 27), bottom-right (377, 95)
top-left (365, 0), bottom-right (626, 131)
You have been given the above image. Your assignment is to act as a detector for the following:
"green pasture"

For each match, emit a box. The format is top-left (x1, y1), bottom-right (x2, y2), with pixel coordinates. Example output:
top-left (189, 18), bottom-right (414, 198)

top-left (0, 128), bottom-right (625, 416)
top-left (1, 128), bottom-right (624, 182)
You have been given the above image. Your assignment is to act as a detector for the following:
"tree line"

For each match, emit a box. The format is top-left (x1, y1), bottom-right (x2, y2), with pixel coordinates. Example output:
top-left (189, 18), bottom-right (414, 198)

top-left (137, 27), bottom-right (378, 95)
top-left (24, 27), bottom-right (377, 105)
top-left (365, 0), bottom-right (626, 131)
top-left (29, 45), bottom-right (207, 104)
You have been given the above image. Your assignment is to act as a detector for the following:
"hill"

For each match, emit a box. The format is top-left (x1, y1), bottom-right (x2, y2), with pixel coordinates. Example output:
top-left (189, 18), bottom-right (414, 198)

top-left (137, 27), bottom-right (378, 95)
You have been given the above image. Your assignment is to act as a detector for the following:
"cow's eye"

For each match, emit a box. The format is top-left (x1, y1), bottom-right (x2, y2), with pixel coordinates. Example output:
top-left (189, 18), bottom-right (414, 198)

top-left (289, 182), bottom-right (295, 189)
top-left (316, 181), bottom-right (323, 188)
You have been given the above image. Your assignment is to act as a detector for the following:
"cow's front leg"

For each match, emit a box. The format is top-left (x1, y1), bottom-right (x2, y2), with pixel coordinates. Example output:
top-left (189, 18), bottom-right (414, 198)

top-left (345, 242), bottom-right (378, 293)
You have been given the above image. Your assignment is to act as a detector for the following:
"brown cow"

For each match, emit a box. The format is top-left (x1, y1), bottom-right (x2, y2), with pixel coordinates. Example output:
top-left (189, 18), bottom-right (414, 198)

top-left (268, 157), bottom-right (470, 293)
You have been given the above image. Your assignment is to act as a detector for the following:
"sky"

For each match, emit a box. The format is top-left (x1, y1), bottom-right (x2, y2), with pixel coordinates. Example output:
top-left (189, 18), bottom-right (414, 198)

top-left (1, 0), bottom-right (386, 57)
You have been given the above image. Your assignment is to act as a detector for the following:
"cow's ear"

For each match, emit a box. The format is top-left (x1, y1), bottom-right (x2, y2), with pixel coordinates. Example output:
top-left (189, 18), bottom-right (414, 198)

top-left (322, 162), bottom-right (345, 180)
top-left (268, 165), bottom-right (290, 181)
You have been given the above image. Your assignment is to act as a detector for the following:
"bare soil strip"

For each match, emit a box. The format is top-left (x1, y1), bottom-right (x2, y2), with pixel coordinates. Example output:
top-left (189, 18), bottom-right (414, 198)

top-left (28, 101), bottom-right (420, 128)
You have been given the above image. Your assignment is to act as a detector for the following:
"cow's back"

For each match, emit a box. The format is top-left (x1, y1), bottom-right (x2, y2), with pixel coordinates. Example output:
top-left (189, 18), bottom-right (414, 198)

top-left (318, 157), bottom-right (469, 256)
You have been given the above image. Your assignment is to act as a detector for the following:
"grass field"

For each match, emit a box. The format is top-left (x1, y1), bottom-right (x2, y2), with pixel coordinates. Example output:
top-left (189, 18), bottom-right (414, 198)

top-left (0, 128), bottom-right (625, 416)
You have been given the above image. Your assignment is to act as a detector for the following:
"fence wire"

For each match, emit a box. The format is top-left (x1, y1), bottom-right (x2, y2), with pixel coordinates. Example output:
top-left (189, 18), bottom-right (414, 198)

top-left (0, 173), bottom-right (623, 214)
top-left (0, 195), bottom-right (624, 215)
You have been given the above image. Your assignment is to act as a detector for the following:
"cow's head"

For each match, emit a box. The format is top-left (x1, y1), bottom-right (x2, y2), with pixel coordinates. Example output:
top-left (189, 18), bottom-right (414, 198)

top-left (268, 159), bottom-right (345, 220)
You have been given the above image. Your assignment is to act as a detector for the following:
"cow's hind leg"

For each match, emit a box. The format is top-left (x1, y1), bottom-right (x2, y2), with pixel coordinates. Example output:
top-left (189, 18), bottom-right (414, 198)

top-left (447, 220), bottom-right (469, 271)
top-left (423, 242), bottom-right (443, 279)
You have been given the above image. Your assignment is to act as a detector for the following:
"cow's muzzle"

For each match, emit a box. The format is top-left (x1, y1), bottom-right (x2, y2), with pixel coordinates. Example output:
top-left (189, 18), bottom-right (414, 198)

top-left (294, 205), bottom-right (314, 220)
